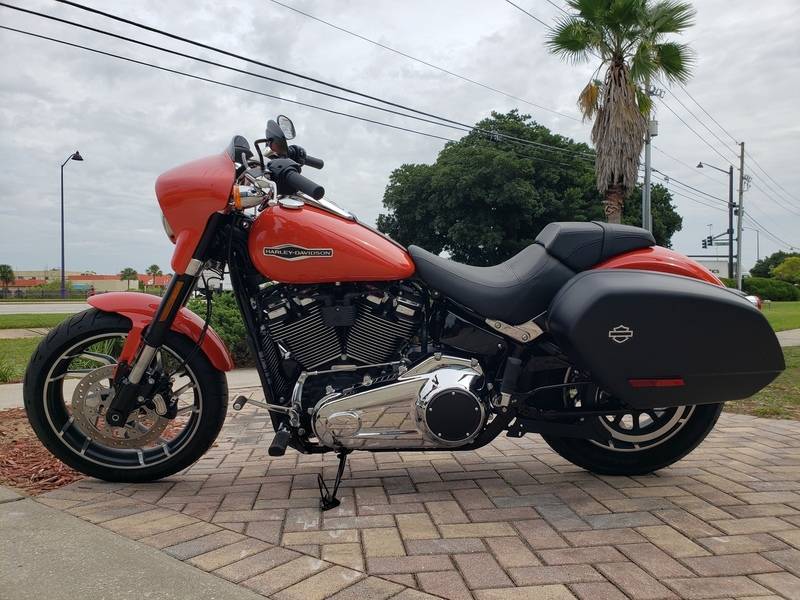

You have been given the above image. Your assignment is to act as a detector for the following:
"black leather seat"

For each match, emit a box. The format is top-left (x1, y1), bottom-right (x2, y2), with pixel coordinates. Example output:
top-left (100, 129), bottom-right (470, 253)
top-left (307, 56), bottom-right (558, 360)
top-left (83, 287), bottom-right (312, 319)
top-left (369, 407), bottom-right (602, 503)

top-left (409, 222), bottom-right (655, 325)
top-left (535, 222), bottom-right (655, 271)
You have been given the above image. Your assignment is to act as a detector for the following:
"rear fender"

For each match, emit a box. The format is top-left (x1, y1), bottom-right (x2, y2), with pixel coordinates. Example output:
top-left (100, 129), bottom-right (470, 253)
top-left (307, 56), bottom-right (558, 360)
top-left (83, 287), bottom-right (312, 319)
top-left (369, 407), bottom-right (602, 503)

top-left (594, 246), bottom-right (723, 286)
top-left (88, 293), bottom-right (234, 371)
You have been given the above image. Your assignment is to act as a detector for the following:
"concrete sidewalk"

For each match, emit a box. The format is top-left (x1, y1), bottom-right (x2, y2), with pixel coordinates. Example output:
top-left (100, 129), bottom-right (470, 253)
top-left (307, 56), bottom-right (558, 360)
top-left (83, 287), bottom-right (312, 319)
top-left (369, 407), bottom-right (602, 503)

top-left (0, 488), bottom-right (264, 600)
top-left (0, 327), bottom-right (50, 339)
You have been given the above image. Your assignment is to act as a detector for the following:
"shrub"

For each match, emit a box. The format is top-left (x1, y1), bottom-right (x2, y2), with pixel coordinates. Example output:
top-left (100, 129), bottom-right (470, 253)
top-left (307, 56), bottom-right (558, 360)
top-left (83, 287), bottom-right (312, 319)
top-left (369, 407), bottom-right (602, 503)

top-left (720, 277), bottom-right (800, 301)
top-left (186, 292), bottom-right (254, 367)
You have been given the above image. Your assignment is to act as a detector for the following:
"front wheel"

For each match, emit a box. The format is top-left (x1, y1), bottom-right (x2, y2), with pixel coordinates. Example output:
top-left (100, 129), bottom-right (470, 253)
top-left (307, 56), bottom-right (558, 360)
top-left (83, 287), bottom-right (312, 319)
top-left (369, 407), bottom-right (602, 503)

top-left (23, 308), bottom-right (228, 482)
top-left (542, 402), bottom-right (723, 476)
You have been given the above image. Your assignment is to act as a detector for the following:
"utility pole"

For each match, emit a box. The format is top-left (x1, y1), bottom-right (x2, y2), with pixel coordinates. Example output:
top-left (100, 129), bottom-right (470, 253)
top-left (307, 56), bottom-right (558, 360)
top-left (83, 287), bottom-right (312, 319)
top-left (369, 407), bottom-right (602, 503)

top-left (727, 165), bottom-right (734, 280)
top-left (642, 85), bottom-right (663, 232)
top-left (736, 142), bottom-right (745, 290)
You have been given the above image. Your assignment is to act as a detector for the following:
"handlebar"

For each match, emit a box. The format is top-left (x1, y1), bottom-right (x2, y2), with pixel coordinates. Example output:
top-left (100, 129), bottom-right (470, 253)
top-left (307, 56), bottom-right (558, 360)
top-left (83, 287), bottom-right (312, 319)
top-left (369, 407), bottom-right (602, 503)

top-left (267, 158), bottom-right (325, 200)
top-left (285, 169), bottom-right (325, 200)
top-left (303, 154), bottom-right (324, 169)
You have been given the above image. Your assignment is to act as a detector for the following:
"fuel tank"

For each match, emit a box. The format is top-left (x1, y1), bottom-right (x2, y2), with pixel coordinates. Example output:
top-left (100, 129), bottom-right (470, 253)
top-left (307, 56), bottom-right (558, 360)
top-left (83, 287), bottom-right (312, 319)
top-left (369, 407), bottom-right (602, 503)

top-left (249, 201), bottom-right (415, 283)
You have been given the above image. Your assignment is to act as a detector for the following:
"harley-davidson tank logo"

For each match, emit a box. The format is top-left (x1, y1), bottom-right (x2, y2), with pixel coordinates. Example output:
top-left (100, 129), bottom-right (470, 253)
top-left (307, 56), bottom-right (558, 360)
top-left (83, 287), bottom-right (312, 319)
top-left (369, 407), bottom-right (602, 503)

top-left (263, 244), bottom-right (333, 260)
top-left (608, 325), bottom-right (634, 344)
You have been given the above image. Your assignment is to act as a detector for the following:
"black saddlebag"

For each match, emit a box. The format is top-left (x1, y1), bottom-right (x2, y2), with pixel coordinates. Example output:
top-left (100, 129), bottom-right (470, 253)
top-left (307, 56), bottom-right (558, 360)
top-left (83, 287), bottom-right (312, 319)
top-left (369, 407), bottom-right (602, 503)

top-left (547, 269), bottom-right (785, 409)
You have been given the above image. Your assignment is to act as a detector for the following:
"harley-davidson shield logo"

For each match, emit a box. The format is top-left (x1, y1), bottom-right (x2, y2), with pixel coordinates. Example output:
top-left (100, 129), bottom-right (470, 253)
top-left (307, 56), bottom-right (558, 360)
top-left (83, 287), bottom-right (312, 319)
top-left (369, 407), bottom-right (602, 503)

top-left (263, 244), bottom-right (333, 261)
top-left (608, 325), bottom-right (634, 344)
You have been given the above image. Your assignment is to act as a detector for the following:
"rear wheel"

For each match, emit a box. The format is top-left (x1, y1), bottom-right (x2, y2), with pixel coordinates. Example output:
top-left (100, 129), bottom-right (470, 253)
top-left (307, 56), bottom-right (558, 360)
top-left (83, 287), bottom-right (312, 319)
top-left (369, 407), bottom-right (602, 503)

top-left (541, 373), bottom-right (723, 475)
top-left (23, 309), bottom-right (228, 482)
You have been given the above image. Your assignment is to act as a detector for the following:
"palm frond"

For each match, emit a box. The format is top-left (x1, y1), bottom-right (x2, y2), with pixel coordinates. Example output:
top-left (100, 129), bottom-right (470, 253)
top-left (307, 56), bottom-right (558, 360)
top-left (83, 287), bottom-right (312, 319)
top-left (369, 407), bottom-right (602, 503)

top-left (577, 80), bottom-right (602, 121)
top-left (654, 41), bottom-right (694, 83)
top-left (635, 86), bottom-right (653, 116)
top-left (629, 40), bottom-right (658, 84)
top-left (546, 17), bottom-right (596, 62)
top-left (647, 0), bottom-right (696, 34)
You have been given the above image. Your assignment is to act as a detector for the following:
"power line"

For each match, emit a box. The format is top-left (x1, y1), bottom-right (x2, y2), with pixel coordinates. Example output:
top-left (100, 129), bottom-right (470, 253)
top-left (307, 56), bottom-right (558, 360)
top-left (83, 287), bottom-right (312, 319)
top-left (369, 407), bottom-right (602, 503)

top-left (266, 0), bottom-right (581, 121)
top-left (651, 169), bottom-right (726, 203)
top-left (543, 0), bottom-right (570, 15)
top-left (746, 151), bottom-right (800, 207)
top-left (674, 82), bottom-right (740, 146)
top-left (745, 203), bottom-right (800, 249)
top-left (657, 97), bottom-right (733, 164)
top-left (503, 0), bottom-right (551, 27)
top-left (749, 182), bottom-right (800, 217)
top-left (652, 144), bottom-right (722, 185)
top-left (0, 25), bottom-right (595, 171)
top-left (744, 214), bottom-right (797, 250)
top-left (0, 26), bottom-right (455, 142)
top-left (3, 2), bottom-right (595, 162)
top-left (655, 77), bottom-right (739, 161)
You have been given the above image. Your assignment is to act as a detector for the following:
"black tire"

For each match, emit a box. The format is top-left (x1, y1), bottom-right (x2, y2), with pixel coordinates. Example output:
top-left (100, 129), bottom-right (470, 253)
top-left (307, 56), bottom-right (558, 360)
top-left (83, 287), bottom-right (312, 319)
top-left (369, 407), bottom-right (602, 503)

top-left (541, 402), bottom-right (723, 476)
top-left (23, 308), bottom-right (228, 482)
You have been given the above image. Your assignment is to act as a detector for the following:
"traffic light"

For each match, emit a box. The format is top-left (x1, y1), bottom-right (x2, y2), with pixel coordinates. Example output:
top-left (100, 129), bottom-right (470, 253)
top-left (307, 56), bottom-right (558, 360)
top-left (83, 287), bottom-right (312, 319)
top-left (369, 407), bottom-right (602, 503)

top-left (701, 235), bottom-right (712, 249)
top-left (702, 239), bottom-right (708, 249)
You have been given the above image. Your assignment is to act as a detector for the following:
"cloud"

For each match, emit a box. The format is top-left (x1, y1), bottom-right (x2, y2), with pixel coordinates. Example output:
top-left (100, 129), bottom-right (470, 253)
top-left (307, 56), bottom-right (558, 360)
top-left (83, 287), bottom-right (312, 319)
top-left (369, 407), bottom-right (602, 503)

top-left (1, 0), bottom-right (798, 276)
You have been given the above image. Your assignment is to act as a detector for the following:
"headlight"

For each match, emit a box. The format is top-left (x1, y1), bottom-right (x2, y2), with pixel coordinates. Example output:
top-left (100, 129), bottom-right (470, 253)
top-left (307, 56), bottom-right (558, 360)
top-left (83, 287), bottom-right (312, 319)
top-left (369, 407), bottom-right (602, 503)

top-left (161, 213), bottom-right (175, 243)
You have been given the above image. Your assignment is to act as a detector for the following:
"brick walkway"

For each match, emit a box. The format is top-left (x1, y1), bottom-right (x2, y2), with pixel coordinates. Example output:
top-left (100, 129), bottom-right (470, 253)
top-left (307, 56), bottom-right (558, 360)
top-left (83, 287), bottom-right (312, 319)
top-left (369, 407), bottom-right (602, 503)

top-left (37, 407), bottom-right (800, 599)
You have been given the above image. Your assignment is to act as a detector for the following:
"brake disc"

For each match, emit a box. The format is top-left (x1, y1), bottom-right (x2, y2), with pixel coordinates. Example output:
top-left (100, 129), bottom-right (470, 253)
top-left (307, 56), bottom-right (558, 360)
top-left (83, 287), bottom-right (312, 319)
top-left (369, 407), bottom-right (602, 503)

top-left (71, 365), bottom-right (169, 449)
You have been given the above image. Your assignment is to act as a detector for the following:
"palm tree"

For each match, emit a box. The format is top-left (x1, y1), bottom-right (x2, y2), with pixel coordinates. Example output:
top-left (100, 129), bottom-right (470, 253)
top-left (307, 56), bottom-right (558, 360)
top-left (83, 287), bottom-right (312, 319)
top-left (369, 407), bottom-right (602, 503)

top-left (119, 267), bottom-right (138, 290)
top-left (0, 264), bottom-right (14, 295)
top-left (547, 0), bottom-right (695, 223)
top-left (146, 264), bottom-right (163, 286)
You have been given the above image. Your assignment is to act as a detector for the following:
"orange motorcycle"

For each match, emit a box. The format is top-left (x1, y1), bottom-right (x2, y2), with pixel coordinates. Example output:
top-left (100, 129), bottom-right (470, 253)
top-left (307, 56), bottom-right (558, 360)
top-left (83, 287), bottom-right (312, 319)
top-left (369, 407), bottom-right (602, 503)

top-left (24, 116), bottom-right (784, 509)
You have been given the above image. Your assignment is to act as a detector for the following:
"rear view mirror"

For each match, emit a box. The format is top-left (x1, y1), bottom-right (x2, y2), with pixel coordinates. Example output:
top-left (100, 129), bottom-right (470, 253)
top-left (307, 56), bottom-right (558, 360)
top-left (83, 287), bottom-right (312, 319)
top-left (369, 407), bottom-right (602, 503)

top-left (277, 115), bottom-right (296, 140)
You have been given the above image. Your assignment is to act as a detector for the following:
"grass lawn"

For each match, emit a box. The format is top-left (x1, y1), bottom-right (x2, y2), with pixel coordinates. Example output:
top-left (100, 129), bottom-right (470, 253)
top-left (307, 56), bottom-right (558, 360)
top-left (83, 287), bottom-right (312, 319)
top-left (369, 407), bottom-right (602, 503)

top-left (726, 347), bottom-right (800, 419)
top-left (0, 338), bottom-right (41, 383)
top-left (762, 301), bottom-right (800, 332)
top-left (0, 313), bottom-right (69, 330)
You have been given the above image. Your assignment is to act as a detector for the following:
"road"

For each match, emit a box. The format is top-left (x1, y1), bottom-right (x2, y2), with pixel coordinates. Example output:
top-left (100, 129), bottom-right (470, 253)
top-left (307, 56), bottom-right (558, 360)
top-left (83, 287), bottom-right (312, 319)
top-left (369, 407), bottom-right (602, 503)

top-left (0, 302), bottom-right (89, 315)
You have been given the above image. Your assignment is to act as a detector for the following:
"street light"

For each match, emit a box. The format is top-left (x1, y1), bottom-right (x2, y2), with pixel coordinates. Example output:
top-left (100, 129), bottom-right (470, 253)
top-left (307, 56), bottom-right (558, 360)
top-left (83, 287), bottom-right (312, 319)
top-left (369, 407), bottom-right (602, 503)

top-left (743, 226), bottom-right (760, 261)
top-left (697, 161), bottom-right (735, 279)
top-left (61, 151), bottom-right (83, 299)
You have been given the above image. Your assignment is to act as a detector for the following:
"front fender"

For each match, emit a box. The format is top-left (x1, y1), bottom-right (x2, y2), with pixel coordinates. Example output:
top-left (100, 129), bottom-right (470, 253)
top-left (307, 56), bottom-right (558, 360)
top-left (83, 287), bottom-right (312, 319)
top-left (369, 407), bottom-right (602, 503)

top-left (88, 292), bottom-right (234, 371)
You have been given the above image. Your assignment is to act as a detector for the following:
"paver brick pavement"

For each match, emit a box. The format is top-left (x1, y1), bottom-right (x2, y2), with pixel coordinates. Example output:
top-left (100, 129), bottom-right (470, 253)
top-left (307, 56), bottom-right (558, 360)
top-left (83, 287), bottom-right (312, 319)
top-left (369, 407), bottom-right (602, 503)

top-left (35, 407), bottom-right (800, 599)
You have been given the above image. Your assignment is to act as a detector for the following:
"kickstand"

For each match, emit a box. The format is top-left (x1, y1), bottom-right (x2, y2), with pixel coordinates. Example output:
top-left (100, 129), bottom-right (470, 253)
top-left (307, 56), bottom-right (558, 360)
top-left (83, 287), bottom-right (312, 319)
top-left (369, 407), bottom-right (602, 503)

top-left (318, 450), bottom-right (350, 511)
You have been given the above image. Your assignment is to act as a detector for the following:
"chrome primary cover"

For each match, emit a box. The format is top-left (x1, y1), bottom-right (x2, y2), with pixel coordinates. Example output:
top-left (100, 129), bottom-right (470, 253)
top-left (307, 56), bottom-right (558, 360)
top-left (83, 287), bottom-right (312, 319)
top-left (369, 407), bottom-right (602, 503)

top-left (312, 355), bottom-right (486, 450)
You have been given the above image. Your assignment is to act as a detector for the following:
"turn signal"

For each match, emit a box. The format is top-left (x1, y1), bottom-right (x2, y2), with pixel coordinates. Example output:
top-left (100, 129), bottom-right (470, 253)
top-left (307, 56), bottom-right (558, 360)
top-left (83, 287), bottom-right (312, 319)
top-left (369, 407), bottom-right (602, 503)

top-left (231, 185), bottom-right (242, 210)
top-left (231, 186), bottom-right (263, 210)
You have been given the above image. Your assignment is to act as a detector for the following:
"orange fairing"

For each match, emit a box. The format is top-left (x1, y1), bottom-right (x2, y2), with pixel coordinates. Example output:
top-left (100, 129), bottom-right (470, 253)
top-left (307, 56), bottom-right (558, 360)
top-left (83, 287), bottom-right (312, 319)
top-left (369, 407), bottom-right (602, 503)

top-left (156, 154), bottom-right (235, 274)
top-left (249, 203), bottom-right (415, 283)
top-left (594, 246), bottom-right (723, 286)
top-left (88, 293), bottom-right (234, 371)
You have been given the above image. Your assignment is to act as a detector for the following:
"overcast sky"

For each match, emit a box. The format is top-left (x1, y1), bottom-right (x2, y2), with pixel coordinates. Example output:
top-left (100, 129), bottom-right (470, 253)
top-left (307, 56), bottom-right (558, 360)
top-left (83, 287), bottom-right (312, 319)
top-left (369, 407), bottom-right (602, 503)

top-left (1, 0), bottom-right (798, 276)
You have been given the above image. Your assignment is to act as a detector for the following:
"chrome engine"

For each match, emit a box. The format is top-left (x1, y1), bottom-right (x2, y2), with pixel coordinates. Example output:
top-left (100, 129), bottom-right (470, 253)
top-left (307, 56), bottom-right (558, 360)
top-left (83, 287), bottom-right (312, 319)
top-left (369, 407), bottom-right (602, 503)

top-left (311, 355), bottom-right (488, 450)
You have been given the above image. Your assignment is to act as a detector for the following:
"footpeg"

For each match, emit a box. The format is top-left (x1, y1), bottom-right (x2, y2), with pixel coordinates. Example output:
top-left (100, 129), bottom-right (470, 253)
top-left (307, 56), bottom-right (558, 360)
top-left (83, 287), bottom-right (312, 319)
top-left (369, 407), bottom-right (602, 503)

top-left (268, 427), bottom-right (291, 457)
top-left (232, 395), bottom-right (249, 410)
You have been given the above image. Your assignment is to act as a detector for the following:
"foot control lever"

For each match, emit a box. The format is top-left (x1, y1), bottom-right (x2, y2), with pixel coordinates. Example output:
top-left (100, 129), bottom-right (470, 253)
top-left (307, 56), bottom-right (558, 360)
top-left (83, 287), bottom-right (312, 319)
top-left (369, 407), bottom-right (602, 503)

top-left (318, 450), bottom-right (350, 511)
top-left (268, 427), bottom-right (291, 457)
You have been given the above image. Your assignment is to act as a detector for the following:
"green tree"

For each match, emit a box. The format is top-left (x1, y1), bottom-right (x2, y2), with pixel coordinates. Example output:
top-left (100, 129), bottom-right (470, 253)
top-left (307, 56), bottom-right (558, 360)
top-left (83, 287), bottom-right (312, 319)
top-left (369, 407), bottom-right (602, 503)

top-left (377, 111), bottom-right (681, 265)
top-left (146, 264), bottom-right (163, 285)
top-left (119, 267), bottom-right (138, 290)
top-left (622, 183), bottom-right (682, 248)
top-left (773, 257), bottom-right (800, 285)
top-left (750, 251), bottom-right (800, 278)
top-left (546, 0), bottom-right (695, 223)
top-left (0, 264), bottom-right (14, 293)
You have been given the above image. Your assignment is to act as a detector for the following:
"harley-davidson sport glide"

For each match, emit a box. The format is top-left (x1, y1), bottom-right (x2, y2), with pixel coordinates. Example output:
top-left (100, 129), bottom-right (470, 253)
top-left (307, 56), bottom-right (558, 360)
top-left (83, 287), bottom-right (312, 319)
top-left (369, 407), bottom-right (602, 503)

top-left (24, 116), bottom-right (785, 509)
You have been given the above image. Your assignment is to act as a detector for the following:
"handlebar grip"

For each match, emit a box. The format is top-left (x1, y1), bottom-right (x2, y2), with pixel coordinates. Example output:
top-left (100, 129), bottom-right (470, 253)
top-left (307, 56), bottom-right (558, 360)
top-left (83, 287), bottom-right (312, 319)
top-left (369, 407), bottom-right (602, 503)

top-left (304, 155), bottom-right (324, 169)
top-left (285, 169), bottom-right (325, 200)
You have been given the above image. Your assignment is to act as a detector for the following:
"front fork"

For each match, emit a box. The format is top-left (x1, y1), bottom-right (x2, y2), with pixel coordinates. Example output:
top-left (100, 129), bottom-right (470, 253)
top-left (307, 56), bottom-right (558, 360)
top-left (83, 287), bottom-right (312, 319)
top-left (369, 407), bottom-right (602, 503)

top-left (104, 215), bottom-right (224, 426)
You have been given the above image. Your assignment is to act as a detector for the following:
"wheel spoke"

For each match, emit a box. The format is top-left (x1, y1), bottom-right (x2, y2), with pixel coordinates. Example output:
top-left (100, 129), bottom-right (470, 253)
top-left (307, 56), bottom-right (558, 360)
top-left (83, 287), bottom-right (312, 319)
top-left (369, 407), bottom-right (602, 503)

top-left (79, 351), bottom-right (117, 365)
